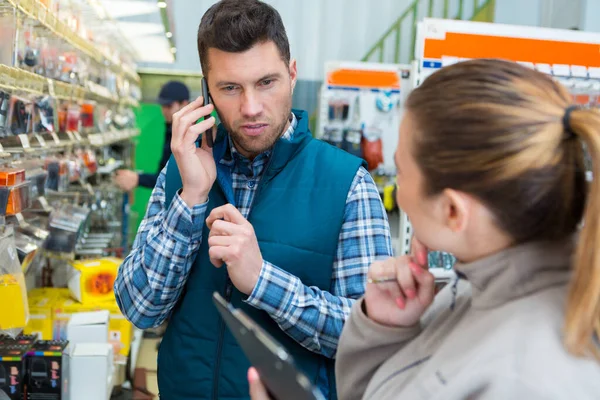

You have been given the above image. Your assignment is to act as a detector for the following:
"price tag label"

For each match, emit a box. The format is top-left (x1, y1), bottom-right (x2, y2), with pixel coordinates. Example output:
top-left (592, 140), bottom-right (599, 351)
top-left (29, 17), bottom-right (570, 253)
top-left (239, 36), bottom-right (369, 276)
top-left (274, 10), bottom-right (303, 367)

top-left (552, 64), bottom-right (571, 77)
top-left (535, 63), bottom-right (552, 75)
top-left (35, 134), bottom-right (47, 147)
top-left (18, 134), bottom-right (31, 149)
top-left (73, 131), bottom-right (83, 141)
top-left (47, 78), bottom-right (56, 97)
top-left (65, 131), bottom-right (75, 142)
top-left (50, 132), bottom-right (60, 145)
top-left (571, 66), bottom-right (588, 78)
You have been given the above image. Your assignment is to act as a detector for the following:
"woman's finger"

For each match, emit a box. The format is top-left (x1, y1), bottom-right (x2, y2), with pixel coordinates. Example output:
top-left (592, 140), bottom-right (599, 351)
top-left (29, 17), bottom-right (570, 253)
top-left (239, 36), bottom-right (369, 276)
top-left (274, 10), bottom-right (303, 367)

top-left (410, 236), bottom-right (428, 267)
top-left (395, 258), bottom-right (417, 300)
top-left (409, 262), bottom-right (436, 305)
top-left (248, 368), bottom-right (272, 400)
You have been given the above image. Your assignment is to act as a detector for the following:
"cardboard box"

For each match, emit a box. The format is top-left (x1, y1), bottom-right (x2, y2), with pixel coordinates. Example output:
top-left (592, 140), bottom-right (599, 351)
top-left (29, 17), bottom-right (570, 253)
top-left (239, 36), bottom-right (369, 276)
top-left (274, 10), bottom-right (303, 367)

top-left (67, 257), bottom-right (121, 304)
top-left (66, 311), bottom-right (109, 346)
top-left (68, 343), bottom-right (113, 400)
top-left (24, 340), bottom-right (69, 400)
top-left (53, 297), bottom-right (132, 357)
top-left (23, 288), bottom-right (70, 341)
top-left (0, 343), bottom-right (31, 400)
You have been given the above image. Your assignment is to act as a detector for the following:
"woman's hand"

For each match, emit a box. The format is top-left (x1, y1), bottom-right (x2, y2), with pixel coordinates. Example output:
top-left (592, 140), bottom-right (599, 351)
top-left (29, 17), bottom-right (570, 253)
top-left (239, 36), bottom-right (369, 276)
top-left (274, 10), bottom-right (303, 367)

top-left (248, 368), bottom-right (272, 400)
top-left (364, 237), bottom-right (435, 327)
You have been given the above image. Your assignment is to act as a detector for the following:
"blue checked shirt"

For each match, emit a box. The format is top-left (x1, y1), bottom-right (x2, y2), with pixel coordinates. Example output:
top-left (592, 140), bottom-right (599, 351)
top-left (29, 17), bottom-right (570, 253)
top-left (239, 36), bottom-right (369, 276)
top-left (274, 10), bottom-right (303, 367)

top-left (115, 114), bottom-right (393, 358)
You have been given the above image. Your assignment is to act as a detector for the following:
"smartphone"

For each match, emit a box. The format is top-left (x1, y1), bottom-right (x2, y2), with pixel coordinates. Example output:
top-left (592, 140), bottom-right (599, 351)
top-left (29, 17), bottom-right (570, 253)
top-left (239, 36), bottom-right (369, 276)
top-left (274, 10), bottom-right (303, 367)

top-left (212, 292), bottom-right (325, 400)
top-left (201, 77), bottom-right (214, 148)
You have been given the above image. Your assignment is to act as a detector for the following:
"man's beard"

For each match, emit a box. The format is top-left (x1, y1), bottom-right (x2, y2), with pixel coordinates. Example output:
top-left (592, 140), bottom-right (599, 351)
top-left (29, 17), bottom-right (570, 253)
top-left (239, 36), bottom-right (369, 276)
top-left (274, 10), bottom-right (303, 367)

top-left (219, 105), bottom-right (292, 159)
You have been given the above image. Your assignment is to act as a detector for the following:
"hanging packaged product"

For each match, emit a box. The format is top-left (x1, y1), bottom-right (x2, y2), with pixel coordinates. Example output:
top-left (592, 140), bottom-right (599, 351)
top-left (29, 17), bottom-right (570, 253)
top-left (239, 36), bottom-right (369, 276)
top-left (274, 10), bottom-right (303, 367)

top-left (361, 129), bottom-right (384, 171)
top-left (1, 183), bottom-right (32, 216)
top-left (0, 91), bottom-right (10, 138)
top-left (42, 204), bottom-right (90, 256)
top-left (80, 103), bottom-right (94, 131)
top-left (342, 129), bottom-right (363, 158)
top-left (0, 227), bottom-right (29, 338)
top-left (66, 104), bottom-right (81, 132)
top-left (0, 12), bottom-right (16, 67)
top-left (44, 158), bottom-right (69, 192)
top-left (0, 168), bottom-right (32, 216)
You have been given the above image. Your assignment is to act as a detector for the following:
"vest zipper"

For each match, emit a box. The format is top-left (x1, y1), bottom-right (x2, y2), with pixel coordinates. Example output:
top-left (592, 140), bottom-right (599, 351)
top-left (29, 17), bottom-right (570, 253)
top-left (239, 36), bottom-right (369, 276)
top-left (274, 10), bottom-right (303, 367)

top-left (213, 277), bottom-right (233, 399)
top-left (212, 147), bottom-right (276, 399)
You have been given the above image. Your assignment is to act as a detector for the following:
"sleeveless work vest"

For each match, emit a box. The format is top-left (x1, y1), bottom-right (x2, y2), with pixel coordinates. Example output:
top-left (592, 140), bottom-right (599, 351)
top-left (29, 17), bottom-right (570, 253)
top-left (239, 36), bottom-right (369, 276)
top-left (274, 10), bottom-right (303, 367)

top-left (158, 110), bottom-right (366, 400)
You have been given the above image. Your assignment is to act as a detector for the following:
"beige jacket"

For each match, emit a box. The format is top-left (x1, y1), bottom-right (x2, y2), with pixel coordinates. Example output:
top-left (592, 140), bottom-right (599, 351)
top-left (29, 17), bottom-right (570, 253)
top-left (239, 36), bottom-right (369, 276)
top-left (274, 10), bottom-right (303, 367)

top-left (336, 239), bottom-right (600, 400)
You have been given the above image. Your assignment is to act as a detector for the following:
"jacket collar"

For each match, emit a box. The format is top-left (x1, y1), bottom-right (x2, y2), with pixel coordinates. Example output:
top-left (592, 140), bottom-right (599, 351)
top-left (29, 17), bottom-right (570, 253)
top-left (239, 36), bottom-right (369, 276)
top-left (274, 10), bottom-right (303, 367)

top-left (454, 237), bottom-right (574, 309)
top-left (210, 109), bottom-right (312, 204)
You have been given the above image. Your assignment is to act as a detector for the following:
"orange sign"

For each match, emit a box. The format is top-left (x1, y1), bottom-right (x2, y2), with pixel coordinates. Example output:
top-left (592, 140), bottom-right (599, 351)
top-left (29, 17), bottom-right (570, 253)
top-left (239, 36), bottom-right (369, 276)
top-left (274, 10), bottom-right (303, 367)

top-left (327, 69), bottom-right (400, 89)
top-left (424, 32), bottom-right (600, 68)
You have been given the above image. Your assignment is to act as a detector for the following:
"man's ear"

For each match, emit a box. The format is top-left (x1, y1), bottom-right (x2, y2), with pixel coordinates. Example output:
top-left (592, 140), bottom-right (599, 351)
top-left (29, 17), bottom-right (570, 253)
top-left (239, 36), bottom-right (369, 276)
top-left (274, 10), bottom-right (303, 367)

top-left (289, 58), bottom-right (297, 93)
top-left (441, 189), bottom-right (471, 233)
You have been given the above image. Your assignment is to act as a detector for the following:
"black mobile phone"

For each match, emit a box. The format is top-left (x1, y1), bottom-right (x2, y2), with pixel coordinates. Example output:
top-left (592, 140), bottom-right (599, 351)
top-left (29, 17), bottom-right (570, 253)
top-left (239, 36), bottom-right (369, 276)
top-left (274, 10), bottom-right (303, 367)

top-left (212, 292), bottom-right (325, 400)
top-left (201, 77), bottom-right (214, 148)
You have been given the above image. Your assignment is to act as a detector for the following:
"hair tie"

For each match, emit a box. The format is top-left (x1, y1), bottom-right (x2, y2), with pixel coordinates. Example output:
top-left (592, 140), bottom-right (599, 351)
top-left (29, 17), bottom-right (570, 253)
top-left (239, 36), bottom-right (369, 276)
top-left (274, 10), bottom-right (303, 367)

top-left (562, 105), bottom-right (579, 140)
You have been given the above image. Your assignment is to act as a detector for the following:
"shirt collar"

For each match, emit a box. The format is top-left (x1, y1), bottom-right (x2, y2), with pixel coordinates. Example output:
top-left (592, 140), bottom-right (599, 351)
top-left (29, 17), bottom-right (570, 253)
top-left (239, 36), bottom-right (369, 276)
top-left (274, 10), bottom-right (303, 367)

top-left (223, 113), bottom-right (297, 166)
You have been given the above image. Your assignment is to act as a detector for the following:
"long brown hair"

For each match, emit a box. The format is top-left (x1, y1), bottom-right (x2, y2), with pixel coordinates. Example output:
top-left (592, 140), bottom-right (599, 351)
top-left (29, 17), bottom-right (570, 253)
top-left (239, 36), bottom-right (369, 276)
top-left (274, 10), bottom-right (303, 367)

top-left (406, 58), bottom-right (600, 359)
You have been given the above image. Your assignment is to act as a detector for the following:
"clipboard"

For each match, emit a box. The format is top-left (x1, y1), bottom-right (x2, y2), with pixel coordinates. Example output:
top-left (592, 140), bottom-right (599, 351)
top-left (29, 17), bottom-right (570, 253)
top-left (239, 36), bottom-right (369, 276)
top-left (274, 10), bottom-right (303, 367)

top-left (212, 292), bottom-right (325, 400)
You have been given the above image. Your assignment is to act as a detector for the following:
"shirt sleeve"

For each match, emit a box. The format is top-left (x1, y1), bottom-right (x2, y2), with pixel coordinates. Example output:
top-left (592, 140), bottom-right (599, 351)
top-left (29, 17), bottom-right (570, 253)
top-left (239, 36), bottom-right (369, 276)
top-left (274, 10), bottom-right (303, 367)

top-left (137, 172), bottom-right (159, 189)
top-left (114, 163), bottom-right (209, 329)
top-left (245, 167), bottom-right (394, 358)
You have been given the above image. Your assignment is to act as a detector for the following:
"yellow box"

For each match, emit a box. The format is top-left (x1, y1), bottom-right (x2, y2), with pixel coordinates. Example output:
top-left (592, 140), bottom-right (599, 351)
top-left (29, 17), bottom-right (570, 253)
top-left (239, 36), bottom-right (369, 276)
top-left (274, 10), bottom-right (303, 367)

top-left (0, 273), bottom-right (28, 330)
top-left (23, 288), bottom-right (69, 340)
top-left (67, 257), bottom-right (121, 304)
top-left (53, 295), bottom-right (132, 357)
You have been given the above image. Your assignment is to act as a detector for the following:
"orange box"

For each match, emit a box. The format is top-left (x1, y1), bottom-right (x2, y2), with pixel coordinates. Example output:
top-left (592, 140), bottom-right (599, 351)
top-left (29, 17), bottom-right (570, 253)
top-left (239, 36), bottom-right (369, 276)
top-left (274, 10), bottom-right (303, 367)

top-left (0, 168), bottom-right (26, 186)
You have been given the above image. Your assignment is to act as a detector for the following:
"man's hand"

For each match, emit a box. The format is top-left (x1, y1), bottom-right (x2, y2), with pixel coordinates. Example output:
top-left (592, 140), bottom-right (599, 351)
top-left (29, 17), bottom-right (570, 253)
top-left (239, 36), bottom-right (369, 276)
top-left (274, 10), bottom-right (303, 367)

top-left (205, 204), bottom-right (263, 295)
top-left (170, 96), bottom-right (217, 207)
top-left (114, 169), bottom-right (139, 191)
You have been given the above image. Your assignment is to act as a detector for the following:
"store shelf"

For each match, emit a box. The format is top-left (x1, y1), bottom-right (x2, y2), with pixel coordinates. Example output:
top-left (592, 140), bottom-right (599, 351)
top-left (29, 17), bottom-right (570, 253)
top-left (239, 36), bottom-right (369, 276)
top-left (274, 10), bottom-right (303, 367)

top-left (0, 129), bottom-right (138, 157)
top-left (88, 129), bottom-right (139, 148)
top-left (2, 0), bottom-right (139, 84)
top-left (97, 160), bottom-right (124, 175)
top-left (0, 65), bottom-right (139, 106)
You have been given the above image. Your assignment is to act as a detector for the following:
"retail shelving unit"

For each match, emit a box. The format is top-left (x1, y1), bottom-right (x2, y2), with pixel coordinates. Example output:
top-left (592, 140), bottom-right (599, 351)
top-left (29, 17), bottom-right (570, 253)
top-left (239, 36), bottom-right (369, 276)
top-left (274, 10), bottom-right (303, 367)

top-left (398, 18), bottom-right (600, 258)
top-left (0, 0), bottom-right (142, 396)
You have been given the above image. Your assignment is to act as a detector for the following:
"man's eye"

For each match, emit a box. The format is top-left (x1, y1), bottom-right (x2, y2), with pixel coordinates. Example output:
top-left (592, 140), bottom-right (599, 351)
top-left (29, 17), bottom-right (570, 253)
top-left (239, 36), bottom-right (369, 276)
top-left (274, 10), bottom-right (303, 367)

top-left (261, 79), bottom-right (273, 86)
top-left (224, 86), bottom-right (236, 91)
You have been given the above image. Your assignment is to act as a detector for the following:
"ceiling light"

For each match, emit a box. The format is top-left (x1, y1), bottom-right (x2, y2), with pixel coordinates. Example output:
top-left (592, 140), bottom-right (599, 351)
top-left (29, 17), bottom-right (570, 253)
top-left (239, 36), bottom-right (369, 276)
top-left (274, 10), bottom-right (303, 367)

top-left (166, 31), bottom-right (172, 38)
top-left (157, 1), bottom-right (167, 8)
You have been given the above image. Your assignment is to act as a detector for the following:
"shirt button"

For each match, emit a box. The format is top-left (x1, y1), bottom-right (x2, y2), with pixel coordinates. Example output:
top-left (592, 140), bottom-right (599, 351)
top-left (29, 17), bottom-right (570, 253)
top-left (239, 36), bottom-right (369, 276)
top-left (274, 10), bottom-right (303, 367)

top-left (247, 181), bottom-right (255, 188)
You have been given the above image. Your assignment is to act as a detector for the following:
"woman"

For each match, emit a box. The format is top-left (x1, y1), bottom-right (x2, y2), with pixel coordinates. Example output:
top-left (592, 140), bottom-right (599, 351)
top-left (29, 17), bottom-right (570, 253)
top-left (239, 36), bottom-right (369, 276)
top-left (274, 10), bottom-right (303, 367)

top-left (248, 59), bottom-right (600, 399)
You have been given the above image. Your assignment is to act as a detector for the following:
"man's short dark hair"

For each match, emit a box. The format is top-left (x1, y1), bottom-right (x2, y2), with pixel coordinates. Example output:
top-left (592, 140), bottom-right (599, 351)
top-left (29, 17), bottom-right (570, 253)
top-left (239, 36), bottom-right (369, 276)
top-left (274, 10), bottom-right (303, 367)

top-left (197, 0), bottom-right (290, 75)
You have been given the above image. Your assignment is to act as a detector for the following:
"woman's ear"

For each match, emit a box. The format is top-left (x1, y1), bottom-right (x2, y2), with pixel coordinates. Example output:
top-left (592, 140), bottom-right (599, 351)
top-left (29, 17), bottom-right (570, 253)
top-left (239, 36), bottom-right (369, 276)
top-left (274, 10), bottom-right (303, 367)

top-left (440, 189), bottom-right (471, 233)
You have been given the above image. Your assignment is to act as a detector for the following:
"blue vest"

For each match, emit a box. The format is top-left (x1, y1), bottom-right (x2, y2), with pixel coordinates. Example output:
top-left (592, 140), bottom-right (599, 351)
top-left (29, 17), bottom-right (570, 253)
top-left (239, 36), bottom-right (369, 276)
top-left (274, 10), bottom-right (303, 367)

top-left (158, 110), bottom-right (366, 400)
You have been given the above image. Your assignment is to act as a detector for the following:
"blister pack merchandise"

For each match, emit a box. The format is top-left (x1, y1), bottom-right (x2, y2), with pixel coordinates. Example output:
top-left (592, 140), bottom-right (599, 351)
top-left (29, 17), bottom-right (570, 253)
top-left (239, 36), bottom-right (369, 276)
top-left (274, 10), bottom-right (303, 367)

top-left (0, 226), bottom-right (29, 338)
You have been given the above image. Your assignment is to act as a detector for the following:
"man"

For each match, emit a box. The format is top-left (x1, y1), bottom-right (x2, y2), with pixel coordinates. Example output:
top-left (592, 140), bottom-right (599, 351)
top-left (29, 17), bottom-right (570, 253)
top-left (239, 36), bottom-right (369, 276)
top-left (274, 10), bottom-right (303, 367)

top-left (114, 1), bottom-right (393, 399)
top-left (114, 81), bottom-right (190, 191)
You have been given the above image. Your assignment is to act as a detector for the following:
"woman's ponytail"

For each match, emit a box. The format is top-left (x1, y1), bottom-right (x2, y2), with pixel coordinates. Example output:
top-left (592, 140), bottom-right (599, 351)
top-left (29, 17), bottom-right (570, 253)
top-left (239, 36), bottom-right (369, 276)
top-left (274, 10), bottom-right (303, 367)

top-left (564, 106), bottom-right (600, 359)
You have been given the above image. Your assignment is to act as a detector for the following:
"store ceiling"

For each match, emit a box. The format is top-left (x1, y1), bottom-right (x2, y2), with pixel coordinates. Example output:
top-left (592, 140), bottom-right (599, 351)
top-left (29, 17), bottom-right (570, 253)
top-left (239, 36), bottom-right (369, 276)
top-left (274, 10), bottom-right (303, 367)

top-left (98, 0), bottom-right (175, 64)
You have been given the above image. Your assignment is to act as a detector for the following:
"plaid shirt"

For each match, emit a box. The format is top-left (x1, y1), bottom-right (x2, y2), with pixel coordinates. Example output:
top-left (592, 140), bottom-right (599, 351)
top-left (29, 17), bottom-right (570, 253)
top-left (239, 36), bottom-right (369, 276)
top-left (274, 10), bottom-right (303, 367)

top-left (115, 114), bottom-right (393, 358)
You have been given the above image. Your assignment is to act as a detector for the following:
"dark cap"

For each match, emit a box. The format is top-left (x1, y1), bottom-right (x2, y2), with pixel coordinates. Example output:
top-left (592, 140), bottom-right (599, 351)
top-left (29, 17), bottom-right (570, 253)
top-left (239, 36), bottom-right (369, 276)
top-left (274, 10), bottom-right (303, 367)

top-left (157, 81), bottom-right (190, 105)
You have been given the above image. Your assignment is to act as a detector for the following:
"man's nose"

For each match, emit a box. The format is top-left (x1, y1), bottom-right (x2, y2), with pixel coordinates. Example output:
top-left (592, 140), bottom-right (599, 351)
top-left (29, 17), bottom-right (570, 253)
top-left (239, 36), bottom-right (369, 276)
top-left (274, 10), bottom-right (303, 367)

top-left (240, 90), bottom-right (263, 118)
